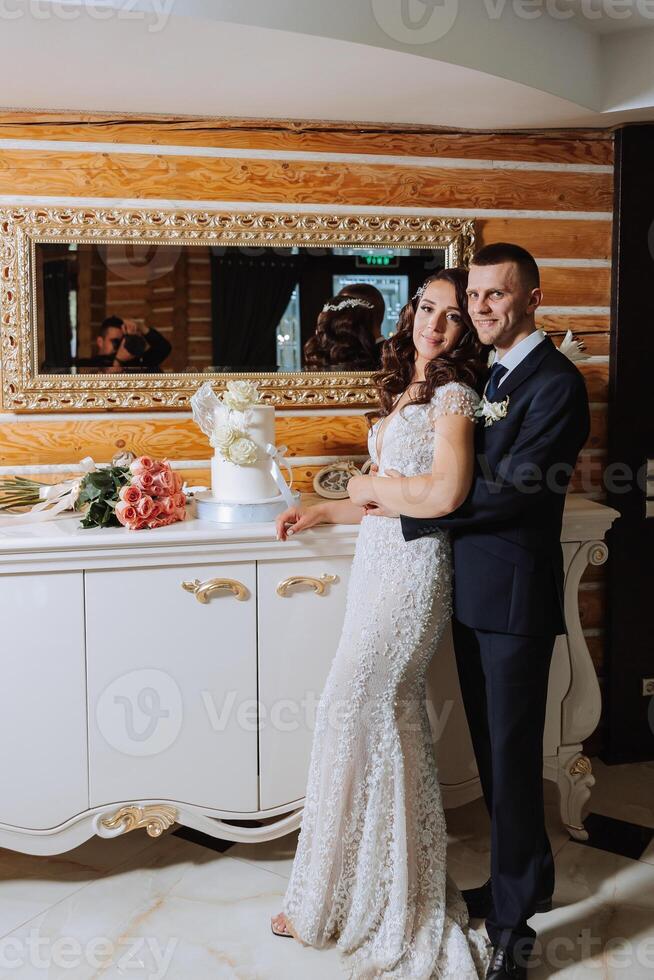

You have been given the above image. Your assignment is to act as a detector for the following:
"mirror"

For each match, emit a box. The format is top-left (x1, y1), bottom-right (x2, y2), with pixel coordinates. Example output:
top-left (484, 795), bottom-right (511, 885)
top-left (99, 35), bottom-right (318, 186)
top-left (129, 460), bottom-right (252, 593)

top-left (0, 206), bottom-right (474, 410)
top-left (36, 242), bottom-right (448, 375)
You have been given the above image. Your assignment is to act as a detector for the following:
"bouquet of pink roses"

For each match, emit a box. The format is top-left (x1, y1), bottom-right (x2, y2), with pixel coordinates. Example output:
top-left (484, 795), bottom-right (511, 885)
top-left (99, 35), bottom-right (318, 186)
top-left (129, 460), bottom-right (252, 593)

top-left (75, 455), bottom-right (186, 530)
top-left (116, 457), bottom-right (186, 530)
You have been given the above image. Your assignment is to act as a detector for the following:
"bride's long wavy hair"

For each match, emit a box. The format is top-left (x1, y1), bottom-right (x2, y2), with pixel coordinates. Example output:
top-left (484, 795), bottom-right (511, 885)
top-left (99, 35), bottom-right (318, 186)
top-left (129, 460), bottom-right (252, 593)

top-left (371, 267), bottom-right (489, 418)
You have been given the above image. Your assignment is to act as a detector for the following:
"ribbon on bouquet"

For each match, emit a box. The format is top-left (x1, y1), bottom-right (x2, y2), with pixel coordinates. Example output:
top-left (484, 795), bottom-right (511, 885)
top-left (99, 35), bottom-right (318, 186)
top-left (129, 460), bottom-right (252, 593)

top-left (265, 443), bottom-right (296, 508)
top-left (0, 457), bottom-right (97, 527)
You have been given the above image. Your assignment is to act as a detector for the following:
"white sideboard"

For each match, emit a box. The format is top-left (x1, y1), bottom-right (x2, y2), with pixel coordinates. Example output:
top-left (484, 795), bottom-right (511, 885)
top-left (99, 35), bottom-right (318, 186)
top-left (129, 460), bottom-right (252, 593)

top-left (0, 496), bottom-right (618, 855)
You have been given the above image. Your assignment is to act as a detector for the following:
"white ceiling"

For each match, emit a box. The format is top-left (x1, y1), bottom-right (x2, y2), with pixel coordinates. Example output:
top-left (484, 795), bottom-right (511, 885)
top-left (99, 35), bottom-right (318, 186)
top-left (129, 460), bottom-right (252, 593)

top-left (1, 0), bottom-right (654, 130)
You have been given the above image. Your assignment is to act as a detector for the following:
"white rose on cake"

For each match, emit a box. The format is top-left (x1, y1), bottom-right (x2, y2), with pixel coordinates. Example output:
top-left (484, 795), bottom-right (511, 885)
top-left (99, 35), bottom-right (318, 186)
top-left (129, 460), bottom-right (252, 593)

top-left (222, 380), bottom-right (262, 412)
top-left (227, 436), bottom-right (259, 466)
top-left (212, 423), bottom-right (239, 452)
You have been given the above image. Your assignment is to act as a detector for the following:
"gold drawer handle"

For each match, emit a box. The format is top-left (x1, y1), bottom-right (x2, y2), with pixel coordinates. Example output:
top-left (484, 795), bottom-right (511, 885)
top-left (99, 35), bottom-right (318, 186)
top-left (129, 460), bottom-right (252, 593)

top-left (276, 573), bottom-right (338, 598)
top-left (182, 578), bottom-right (249, 603)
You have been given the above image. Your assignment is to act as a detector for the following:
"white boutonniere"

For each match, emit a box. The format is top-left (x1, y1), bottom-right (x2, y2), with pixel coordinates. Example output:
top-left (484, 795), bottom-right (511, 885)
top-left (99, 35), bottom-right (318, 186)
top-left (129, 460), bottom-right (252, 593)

top-left (475, 395), bottom-right (510, 427)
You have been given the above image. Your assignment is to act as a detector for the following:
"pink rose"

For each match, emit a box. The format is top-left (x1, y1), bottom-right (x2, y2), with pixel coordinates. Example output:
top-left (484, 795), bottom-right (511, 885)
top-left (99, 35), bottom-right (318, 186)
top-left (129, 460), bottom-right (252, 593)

top-left (115, 501), bottom-right (138, 528)
top-left (172, 472), bottom-right (183, 493)
top-left (173, 491), bottom-right (186, 510)
top-left (119, 484), bottom-right (142, 505)
top-left (133, 472), bottom-right (155, 492)
top-left (129, 455), bottom-right (154, 477)
top-left (161, 496), bottom-right (180, 516)
top-left (152, 471), bottom-right (175, 496)
top-left (147, 515), bottom-right (171, 529)
top-left (147, 511), bottom-right (184, 529)
top-left (136, 495), bottom-right (155, 519)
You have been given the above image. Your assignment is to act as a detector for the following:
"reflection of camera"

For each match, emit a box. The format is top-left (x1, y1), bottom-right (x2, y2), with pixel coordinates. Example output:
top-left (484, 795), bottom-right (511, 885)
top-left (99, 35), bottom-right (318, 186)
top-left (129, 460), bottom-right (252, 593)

top-left (123, 333), bottom-right (148, 358)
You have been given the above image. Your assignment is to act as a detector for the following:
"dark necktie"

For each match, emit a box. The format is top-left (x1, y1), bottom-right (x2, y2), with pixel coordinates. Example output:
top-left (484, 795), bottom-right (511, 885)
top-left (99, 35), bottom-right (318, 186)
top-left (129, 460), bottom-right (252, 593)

top-left (485, 362), bottom-right (508, 401)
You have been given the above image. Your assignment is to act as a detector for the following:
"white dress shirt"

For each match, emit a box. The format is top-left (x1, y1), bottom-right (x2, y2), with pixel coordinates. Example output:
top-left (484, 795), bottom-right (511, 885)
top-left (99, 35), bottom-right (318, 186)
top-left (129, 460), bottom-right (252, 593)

top-left (493, 329), bottom-right (547, 389)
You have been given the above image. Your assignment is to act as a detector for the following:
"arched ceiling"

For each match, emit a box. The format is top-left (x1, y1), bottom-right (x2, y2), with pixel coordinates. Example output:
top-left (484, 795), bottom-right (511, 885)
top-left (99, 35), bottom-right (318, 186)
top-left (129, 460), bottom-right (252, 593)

top-left (2, 0), bottom-right (653, 128)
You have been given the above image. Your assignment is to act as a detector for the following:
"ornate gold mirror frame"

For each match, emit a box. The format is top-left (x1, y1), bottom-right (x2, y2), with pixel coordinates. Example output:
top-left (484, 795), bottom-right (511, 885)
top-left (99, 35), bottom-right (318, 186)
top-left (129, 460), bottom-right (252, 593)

top-left (0, 206), bottom-right (475, 412)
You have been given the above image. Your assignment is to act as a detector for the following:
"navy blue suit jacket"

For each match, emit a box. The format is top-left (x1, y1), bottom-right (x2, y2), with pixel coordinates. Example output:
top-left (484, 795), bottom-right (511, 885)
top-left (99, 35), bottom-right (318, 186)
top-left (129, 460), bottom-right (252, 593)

top-left (400, 337), bottom-right (590, 636)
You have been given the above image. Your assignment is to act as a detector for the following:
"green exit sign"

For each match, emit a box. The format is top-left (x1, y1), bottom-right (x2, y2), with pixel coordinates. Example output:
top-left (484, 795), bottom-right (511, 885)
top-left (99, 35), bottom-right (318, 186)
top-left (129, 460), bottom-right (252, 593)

top-left (355, 253), bottom-right (399, 269)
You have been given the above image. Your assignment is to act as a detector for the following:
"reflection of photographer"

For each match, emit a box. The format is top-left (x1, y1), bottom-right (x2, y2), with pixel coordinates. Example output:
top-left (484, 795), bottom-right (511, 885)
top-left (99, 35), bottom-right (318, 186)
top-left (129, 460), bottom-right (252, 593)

top-left (91, 316), bottom-right (172, 373)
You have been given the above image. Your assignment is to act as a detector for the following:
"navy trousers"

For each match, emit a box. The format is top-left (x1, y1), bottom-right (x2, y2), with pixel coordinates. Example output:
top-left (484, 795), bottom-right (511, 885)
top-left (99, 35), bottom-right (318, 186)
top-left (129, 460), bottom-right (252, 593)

top-left (452, 618), bottom-right (556, 957)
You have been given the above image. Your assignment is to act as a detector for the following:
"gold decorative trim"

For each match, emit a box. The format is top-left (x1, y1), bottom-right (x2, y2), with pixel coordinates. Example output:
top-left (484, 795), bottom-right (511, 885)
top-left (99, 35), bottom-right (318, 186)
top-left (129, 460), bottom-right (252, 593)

top-left (100, 804), bottom-right (177, 838)
top-left (569, 755), bottom-right (593, 777)
top-left (0, 205), bottom-right (475, 412)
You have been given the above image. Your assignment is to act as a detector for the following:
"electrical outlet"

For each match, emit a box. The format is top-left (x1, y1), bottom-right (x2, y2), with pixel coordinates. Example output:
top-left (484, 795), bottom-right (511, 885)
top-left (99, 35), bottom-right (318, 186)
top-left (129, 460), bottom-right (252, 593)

top-left (643, 678), bottom-right (654, 696)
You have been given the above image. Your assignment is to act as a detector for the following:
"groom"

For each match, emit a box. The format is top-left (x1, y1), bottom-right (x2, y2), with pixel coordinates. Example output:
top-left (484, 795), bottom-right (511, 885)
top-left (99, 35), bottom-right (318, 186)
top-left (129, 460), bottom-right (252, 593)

top-left (401, 243), bottom-right (590, 979)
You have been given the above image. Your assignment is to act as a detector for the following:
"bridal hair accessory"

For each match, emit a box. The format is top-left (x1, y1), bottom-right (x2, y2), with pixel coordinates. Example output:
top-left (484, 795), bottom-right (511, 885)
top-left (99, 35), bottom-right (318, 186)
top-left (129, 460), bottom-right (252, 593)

top-left (321, 298), bottom-right (374, 313)
top-left (412, 282), bottom-right (427, 302)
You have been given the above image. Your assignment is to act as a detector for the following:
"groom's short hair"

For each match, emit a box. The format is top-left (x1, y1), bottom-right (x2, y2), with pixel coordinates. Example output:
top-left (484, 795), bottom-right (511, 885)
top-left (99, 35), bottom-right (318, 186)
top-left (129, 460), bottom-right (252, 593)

top-left (471, 242), bottom-right (540, 291)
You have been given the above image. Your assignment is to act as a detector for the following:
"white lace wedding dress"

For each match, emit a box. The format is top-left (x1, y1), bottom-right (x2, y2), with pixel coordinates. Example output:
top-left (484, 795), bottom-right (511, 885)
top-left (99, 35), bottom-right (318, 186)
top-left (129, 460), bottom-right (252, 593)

top-left (281, 381), bottom-right (490, 979)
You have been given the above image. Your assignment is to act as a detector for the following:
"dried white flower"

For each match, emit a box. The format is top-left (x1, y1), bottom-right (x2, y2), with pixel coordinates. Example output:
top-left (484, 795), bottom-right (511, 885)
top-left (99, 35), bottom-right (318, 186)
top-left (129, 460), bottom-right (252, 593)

top-left (558, 330), bottom-right (589, 362)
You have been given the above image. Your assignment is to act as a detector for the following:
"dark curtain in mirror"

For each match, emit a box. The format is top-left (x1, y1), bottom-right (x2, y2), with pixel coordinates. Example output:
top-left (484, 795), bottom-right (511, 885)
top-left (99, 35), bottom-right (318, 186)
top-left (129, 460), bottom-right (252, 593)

top-left (43, 260), bottom-right (71, 371)
top-left (211, 251), bottom-right (304, 371)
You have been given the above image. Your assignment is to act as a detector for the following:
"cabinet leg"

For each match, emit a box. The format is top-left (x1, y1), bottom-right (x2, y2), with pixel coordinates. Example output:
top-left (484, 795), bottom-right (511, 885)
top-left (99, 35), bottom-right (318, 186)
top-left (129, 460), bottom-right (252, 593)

top-left (557, 747), bottom-right (595, 841)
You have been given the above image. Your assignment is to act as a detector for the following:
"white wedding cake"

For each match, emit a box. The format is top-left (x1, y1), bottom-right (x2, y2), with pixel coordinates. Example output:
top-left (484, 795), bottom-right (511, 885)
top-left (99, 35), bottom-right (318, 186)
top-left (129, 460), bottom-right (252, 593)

top-left (211, 400), bottom-right (278, 503)
top-left (190, 380), bottom-right (299, 522)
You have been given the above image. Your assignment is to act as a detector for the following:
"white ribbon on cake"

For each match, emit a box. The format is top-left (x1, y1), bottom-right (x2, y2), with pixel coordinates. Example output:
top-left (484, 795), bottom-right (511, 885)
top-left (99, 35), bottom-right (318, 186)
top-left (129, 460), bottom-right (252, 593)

top-left (265, 443), bottom-right (295, 508)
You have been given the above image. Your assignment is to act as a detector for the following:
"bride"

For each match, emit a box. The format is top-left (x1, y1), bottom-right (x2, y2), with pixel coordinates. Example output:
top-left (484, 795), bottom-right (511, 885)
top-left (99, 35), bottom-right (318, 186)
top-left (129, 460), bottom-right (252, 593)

top-left (270, 268), bottom-right (491, 979)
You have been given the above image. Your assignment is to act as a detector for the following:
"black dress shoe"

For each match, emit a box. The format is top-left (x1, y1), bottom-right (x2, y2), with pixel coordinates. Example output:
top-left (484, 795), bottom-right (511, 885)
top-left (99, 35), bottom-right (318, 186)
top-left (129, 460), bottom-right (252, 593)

top-left (486, 944), bottom-right (527, 979)
top-left (463, 878), bottom-right (553, 919)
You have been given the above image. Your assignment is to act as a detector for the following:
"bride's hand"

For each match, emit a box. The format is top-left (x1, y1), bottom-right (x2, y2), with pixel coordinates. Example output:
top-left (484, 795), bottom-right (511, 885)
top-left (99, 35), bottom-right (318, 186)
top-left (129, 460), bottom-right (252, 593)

top-left (275, 504), bottom-right (325, 540)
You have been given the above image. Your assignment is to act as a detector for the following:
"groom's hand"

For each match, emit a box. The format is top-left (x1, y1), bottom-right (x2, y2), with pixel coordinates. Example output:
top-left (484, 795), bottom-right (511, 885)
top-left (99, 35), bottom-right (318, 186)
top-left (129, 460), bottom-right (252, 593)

top-left (363, 502), bottom-right (400, 518)
top-left (370, 464), bottom-right (402, 479)
top-left (347, 464), bottom-right (402, 517)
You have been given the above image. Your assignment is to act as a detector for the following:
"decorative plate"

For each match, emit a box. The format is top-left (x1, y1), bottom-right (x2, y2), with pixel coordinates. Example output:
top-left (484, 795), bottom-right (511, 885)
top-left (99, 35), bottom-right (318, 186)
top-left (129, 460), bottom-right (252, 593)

top-left (313, 459), bottom-right (372, 499)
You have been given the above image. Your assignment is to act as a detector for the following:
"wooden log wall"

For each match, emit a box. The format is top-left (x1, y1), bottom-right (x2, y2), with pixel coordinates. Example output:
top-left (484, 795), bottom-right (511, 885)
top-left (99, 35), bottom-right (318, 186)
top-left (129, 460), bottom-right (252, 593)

top-left (0, 112), bottom-right (613, 751)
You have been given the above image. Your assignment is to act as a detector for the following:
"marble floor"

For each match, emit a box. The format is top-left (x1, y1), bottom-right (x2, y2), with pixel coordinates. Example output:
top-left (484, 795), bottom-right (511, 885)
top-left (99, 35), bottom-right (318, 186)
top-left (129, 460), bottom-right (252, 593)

top-left (0, 759), bottom-right (652, 979)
